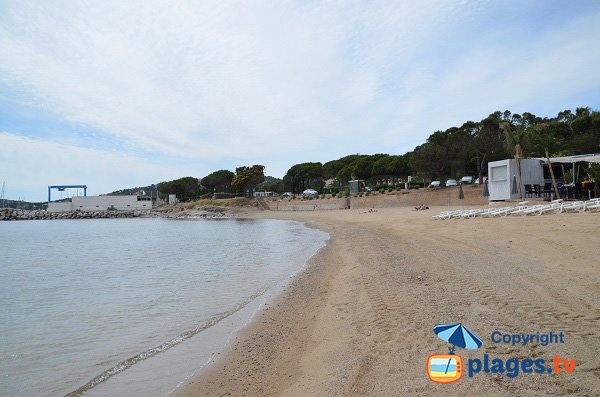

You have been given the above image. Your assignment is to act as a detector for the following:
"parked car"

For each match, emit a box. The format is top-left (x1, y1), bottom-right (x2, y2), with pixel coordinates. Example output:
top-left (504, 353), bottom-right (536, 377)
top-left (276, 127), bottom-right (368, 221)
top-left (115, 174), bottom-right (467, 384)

top-left (302, 189), bottom-right (319, 197)
top-left (445, 179), bottom-right (458, 187)
top-left (474, 177), bottom-right (488, 184)
top-left (429, 181), bottom-right (441, 188)
top-left (460, 176), bottom-right (474, 184)
top-left (282, 192), bottom-right (294, 197)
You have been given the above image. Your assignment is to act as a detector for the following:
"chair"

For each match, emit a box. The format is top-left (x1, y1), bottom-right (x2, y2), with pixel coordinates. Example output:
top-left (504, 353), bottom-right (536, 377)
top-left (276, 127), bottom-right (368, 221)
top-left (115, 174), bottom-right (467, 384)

top-left (543, 183), bottom-right (553, 198)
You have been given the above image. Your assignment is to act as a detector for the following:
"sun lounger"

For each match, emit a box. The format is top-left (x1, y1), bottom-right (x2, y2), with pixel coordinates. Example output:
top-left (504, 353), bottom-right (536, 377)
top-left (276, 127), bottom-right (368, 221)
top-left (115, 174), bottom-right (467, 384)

top-left (584, 198), bottom-right (600, 212)
top-left (536, 202), bottom-right (564, 215)
top-left (432, 197), bottom-right (600, 220)
top-left (562, 201), bottom-right (585, 213)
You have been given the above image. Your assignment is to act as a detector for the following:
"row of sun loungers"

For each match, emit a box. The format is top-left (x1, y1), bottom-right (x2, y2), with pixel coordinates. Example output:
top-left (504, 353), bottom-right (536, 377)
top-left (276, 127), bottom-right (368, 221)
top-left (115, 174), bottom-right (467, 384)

top-left (432, 198), bottom-right (600, 220)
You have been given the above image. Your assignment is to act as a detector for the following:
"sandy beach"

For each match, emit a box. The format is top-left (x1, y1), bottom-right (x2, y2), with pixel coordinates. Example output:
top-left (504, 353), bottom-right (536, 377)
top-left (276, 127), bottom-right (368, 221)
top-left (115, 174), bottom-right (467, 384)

top-left (175, 206), bottom-right (600, 396)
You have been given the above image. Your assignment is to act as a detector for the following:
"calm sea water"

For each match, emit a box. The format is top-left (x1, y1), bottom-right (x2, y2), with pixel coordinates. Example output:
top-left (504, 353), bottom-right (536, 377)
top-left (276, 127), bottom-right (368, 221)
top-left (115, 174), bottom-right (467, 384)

top-left (0, 218), bottom-right (328, 397)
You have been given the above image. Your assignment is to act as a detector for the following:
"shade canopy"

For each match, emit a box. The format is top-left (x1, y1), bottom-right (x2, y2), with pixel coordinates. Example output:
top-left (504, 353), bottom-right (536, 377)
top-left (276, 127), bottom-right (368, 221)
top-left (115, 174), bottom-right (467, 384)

top-left (434, 323), bottom-right (482, 350)
top-left (533, 153), bottom-right (600, 164)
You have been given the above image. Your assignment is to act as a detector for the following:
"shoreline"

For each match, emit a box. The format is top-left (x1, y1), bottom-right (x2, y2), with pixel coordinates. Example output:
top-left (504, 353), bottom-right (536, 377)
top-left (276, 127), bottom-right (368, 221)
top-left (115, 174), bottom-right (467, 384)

top-left (175, 206), bottom-right (600, 396)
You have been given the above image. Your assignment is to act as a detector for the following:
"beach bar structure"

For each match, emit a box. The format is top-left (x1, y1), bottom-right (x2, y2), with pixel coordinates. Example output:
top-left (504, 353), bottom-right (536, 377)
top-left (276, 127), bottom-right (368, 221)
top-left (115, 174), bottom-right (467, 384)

top-left (488, 159), bottom-right (544, 201)
top-left (348, 180), bottom-right (366, 194)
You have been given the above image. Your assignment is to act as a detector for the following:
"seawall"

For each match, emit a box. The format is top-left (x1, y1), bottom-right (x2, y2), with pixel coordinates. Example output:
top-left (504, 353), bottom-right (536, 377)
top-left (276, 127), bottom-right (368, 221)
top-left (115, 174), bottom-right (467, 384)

top-left (0, 208), bottom-right (149, 221)
top-left (265, 185), bottom-right (488, 211)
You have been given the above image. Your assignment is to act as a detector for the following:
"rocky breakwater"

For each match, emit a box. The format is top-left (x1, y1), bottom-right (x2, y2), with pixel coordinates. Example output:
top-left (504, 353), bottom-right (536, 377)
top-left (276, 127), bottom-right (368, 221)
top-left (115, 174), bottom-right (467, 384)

top-left (0, 208), bottom-right (149, 221)
top-left (160, 205), bottom-right (233, 219)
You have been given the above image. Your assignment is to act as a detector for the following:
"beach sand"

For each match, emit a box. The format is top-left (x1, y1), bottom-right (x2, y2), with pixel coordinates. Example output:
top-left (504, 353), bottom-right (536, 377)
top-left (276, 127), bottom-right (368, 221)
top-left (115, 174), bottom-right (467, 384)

top-left (175, 207), bottom-right (600, 396)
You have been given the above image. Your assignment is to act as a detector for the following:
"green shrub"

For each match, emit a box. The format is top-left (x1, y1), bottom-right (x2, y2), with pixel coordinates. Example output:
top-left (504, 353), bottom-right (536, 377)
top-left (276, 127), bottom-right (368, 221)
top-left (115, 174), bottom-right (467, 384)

top-left (332, 192), bottom-right (337, 198)
top-left (379, 188), bottom-right (385, 194)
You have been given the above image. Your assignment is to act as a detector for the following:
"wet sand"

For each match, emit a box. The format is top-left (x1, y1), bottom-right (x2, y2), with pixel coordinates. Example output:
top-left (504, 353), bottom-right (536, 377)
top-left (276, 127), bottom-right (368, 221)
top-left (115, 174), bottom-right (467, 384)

top-left (175, 207), bottom-right (600, 396)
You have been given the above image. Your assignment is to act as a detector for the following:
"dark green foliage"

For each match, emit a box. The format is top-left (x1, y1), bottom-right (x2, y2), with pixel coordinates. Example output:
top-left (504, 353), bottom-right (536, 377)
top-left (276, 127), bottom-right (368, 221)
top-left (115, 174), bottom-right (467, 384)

top-left (283, 162), bottom-right (324, 194)
top-left (200, 170), bottom-right (234, 193)
top-left (257, 176), bottom-right (285, 193)
top-left (157, 177), bottom-right (202, 201)
top-left (232, 165), bottom-right (265, 193)
top-left (106, 185), bottom-right (155, 196)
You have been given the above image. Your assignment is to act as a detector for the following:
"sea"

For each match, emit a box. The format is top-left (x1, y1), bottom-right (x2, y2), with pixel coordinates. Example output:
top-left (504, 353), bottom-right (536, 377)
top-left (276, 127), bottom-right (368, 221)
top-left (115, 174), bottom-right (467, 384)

top-left (0, 218), bottom-right (328, 397)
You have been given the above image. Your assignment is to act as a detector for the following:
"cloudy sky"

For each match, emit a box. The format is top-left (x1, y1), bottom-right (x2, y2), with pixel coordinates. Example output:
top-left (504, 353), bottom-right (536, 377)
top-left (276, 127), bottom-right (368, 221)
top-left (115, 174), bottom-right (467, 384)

top-left (1, 0), bottom-right (600, 201)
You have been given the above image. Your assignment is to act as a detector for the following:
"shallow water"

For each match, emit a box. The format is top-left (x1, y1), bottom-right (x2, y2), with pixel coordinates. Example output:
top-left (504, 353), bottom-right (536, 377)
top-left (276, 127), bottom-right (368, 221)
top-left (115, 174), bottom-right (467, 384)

top-left (0, 218), bottom-right (328, 397)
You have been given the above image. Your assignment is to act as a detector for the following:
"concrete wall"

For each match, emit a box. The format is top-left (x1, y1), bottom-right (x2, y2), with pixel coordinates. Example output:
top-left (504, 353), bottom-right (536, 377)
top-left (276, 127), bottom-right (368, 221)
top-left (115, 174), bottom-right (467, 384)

top-left (520, 159), bottom-right (544, 185)
top-left (48, 195), bottom-right (153, 212)
top-left (47, 202), bottom-right (72, 213)
top-left (266, 185), bottom-right (488, 211)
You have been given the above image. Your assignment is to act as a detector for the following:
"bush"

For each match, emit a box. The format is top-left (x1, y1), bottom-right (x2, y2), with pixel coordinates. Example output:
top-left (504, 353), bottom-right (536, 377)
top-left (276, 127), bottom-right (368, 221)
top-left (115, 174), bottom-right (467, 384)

top-left (332, 192), bottom-right (337, 198)
top-left (379, 188), bottom-right (385, 194)
top-left (387, 188), bottom-right (393, 192)
top-left (320, 194), bottom-right (325, 199)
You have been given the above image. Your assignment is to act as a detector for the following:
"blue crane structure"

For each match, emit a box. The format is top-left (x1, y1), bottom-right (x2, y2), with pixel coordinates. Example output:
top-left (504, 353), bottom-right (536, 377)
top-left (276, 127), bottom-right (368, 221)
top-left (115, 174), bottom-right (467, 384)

top-left (48, 185), bottom-right (87, 203)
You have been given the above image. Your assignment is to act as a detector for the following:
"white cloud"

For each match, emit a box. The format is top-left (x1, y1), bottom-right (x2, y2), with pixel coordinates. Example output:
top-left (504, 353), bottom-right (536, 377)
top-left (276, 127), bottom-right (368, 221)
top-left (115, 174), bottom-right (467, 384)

top-left (1, 0), bottom-right (599, 200)
top-left (0, 132), bottom-right (177, 201)
top-left (0, 0), bottom-right (487, 158)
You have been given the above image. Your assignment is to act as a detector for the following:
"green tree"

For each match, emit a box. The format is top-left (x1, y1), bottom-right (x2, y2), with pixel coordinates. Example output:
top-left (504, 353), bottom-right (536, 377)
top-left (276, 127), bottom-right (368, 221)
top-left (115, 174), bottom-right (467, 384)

top-left (231, 165), bottom-right (265, 194)
top-left (533, 125), bottom-right (561, 199)
top-left (283, 162), bottom-right (323, 193)
top-left (157, 177), bottom-right (202, 201)
top-left (500, 121), bottom-right (529, 199)
top-left (201, 170), bottom-right (234, 193)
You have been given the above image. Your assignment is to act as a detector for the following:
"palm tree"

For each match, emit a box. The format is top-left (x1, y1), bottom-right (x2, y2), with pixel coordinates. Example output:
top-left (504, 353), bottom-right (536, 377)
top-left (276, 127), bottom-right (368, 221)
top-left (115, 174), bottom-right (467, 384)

top-left (536, 133), bottom-right (561, 199)
top-left (501, 122), bottom-right (527, 199)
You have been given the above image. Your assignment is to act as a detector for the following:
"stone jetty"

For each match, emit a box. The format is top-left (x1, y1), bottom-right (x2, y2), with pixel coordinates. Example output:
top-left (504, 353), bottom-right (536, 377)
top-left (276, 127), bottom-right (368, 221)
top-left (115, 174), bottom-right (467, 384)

top-left (0, 208), bottom-right (150, 221)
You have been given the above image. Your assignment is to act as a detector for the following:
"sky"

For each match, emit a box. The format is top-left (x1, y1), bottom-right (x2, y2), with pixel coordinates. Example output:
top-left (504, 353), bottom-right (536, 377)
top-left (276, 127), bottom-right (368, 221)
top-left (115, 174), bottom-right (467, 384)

top-left (1, 0), bottom-right (600, 202)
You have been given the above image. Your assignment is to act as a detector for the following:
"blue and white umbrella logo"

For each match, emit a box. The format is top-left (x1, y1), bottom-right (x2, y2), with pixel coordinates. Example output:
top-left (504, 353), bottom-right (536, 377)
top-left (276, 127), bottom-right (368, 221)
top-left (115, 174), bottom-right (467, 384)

top-left (434, 323), bottom-right (482, 353)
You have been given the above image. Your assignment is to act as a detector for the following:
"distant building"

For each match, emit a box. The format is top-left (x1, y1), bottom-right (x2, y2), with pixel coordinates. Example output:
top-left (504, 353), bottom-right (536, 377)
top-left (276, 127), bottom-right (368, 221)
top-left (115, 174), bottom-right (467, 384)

top-left (488, 159), bottom-right (543, 201)
top-left (348, 180), bottom-right (366, 193)
top-left (254, 191), bottom-right (274, 197)
top-left (47, 195), bottom-right (154, 212)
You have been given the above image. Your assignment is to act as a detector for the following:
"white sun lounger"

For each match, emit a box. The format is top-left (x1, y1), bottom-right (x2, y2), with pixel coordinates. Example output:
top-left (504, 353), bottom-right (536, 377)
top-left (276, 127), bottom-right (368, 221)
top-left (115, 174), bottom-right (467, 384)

top-left (584, 198), bottom-right (600, 212)
top-left (562, 201), bottom-right (585, 213)
top-left (537, 201), bottom-right (564, 215)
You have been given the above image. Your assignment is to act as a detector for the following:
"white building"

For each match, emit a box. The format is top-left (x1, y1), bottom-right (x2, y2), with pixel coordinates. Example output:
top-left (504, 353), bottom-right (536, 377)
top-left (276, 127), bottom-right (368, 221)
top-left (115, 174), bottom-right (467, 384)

top-left (488, 159), bottom-right (544, 201)
top-left (48, 195), bottom-right (153, 212)
top-left (254, 191), bottom-right (274, 197)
